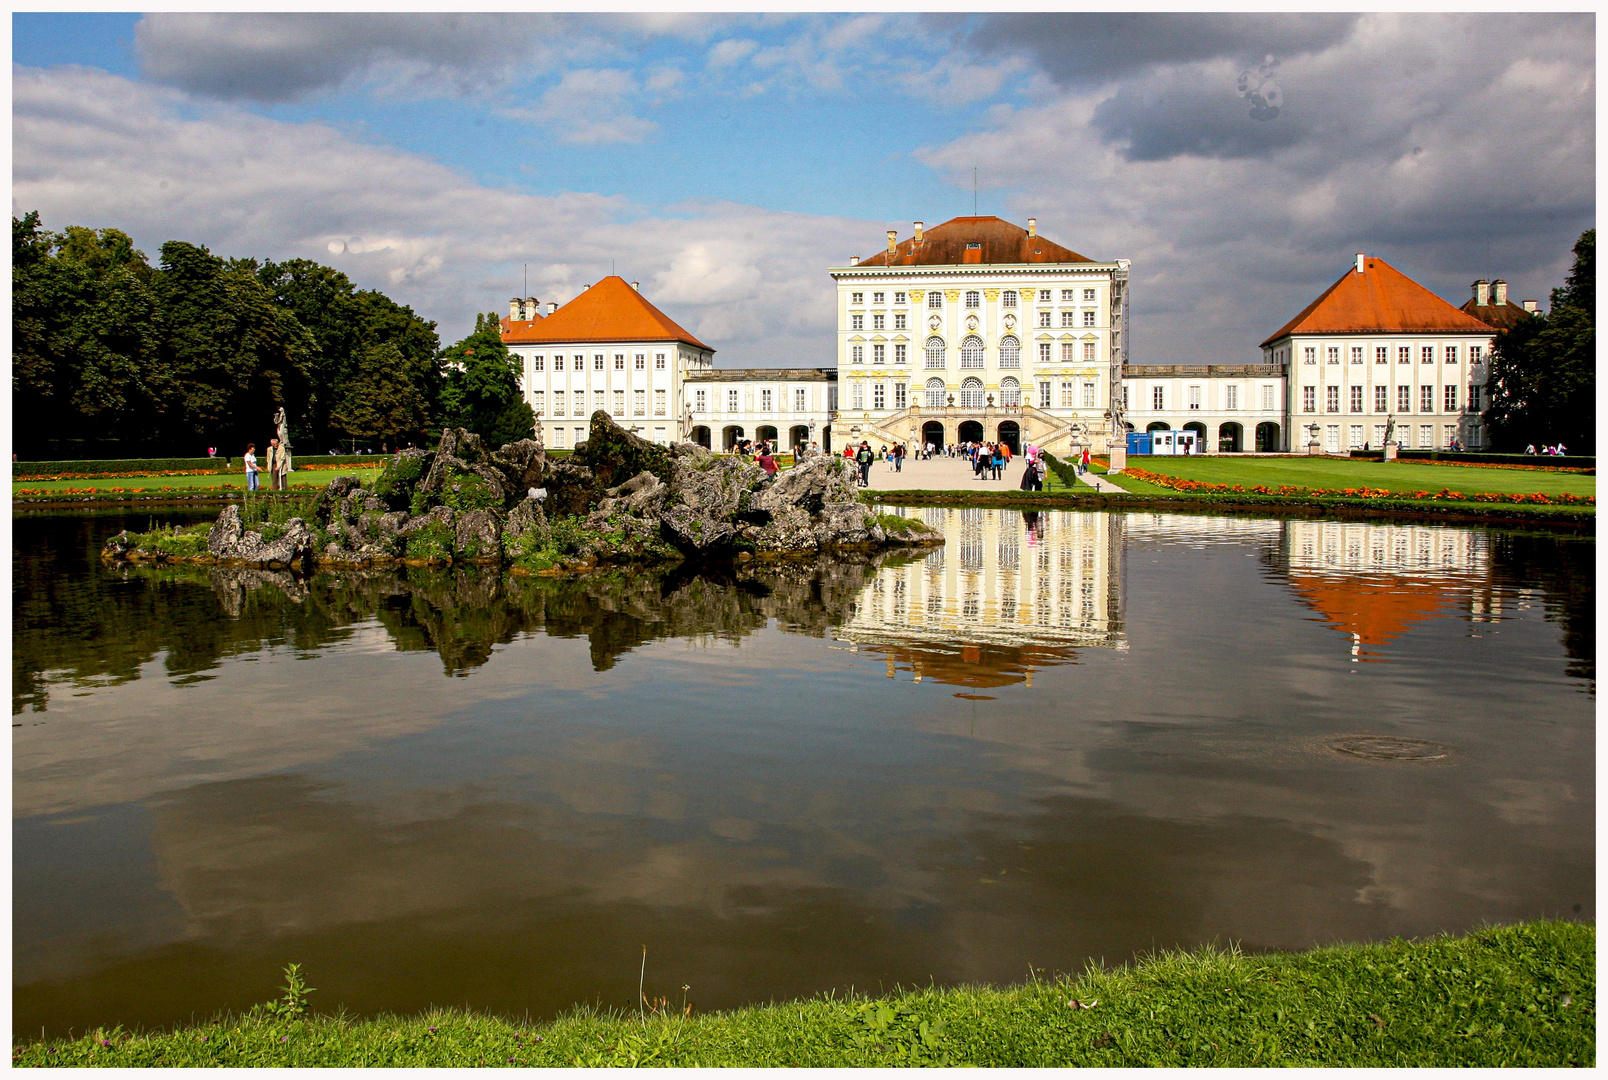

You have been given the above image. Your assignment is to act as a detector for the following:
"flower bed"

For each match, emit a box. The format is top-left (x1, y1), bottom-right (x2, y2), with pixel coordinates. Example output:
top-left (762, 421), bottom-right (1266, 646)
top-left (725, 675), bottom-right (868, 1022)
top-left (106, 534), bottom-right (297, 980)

top-left (1120, 466), bottom-right (1595, 506)
top-left (1390, 459), bottom-right (1594, 475)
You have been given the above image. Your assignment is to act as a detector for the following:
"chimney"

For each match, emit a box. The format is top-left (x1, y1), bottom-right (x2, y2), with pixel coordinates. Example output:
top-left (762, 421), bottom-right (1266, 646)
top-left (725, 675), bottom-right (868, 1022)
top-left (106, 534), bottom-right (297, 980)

top-left (631, 280), bottom-right (640, 292)
top-left (1473, 279), bottom-right (1490, 307)
top-left (849, 255), bottom-right (859, 265)
top-left (526, 297), bottom-right (541, 320)
top-left (582, 283), bottom-right (590, 290)
top-left (1523, 300), bottom-right (1539, 314)
top-left (1492, 279), bottom-right (1508, 305)
top-left (887, 230), bottom-right (897, 255)
top-left (510, 297), bottom-right (522, 321)
top-left (547, 301), bottom-right (557, 315)
top-left (1027, 217), bottom-right (1036, 237)
top-left (1356, 253), bottom-right (1366, 274)
top-left (913, 220), bottom-right (923, 241)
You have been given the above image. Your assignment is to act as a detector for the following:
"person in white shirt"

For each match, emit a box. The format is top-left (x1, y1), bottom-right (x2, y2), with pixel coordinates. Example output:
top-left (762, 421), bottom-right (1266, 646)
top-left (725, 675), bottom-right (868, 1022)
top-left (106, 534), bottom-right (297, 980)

top-left (243, 443), bottom-right (259, 491)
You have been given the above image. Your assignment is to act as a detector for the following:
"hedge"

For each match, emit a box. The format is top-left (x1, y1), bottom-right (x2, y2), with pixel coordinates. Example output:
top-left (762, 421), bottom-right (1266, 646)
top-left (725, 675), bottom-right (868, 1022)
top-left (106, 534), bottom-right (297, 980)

top-left (13, 454), bottom-right (381, 479)
top-left (1347, 449), bottom-right (1594, 468)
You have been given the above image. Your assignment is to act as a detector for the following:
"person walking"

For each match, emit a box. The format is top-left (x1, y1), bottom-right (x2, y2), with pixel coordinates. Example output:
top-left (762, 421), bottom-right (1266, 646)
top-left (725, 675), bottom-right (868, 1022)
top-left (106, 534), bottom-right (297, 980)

top-left (855, 441), bottom-right (875, 486)
top-left (991, 443), bottom-right (1004, 480)
top-left (1080, 446), bottom-right (1092, 477)
top-left (757, 446), bottom-right (778, 480)
top-left (243, 443), bottom-right (260, 492)
top-left (265, 438), bottom-right (282, 490)
top-left (893, 442), bottom-right (905, 473)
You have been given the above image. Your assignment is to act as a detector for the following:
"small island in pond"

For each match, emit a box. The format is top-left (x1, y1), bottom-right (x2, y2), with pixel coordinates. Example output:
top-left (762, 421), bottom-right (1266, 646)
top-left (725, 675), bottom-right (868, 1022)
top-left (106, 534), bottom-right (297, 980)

top-left (101, 412), bottom-right (940, 574)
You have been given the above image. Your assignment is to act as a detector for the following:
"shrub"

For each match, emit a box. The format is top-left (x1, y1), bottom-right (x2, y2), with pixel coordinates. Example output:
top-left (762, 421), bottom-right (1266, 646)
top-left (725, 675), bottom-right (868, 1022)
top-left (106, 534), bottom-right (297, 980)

top-left (404, 522), bottom-right (455, 564)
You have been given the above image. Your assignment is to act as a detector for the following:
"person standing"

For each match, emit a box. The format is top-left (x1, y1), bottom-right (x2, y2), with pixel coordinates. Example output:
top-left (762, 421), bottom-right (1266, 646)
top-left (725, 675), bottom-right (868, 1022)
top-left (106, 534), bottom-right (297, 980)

top-left (1080, 446), bottom-right (1092, 476)
top-left (894, 442), bottom-right (904, 473)
top-left (757, 446), bottom-right (778, 480)
top-left (991, 444), bottom-right (1004, 480)
top-left (243, 443), bottom-right (260, 491)
top-left (265, 438), bottom-right (281, 490)
top-left (855, 441), bottom-right (875, 486)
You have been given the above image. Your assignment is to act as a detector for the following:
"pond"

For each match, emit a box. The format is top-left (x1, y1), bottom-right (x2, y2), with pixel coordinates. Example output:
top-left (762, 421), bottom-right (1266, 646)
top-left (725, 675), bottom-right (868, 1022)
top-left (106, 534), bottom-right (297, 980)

top-left (12, 506), bottom-right (1594, 1038)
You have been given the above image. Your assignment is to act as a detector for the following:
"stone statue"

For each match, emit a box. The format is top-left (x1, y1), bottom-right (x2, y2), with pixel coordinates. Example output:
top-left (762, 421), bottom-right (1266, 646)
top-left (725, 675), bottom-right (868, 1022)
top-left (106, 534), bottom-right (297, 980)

top-left (272, 407), bottom-right (293, 489)
top-left (1383, 415), bottom-right (1395, 445)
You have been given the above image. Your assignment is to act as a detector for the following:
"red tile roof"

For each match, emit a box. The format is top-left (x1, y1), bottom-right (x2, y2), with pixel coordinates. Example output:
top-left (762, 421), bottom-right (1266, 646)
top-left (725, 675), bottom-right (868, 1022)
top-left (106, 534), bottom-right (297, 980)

top-left (854, 216), bottom-right (1093, 267)
top-left (1261, 257), bottom-right (1496, 347)
top-left (501, 276), bottom-right (712, 352)
top-left (1460, 298), bottom-right (1536, 331)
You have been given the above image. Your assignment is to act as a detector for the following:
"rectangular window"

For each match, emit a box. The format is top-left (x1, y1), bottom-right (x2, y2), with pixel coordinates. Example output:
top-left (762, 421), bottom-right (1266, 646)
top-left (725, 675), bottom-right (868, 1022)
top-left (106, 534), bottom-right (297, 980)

top-left (695, 389), bottom-right (706, 412)
top-left (1398, 385), bottom-right (1411, 412)
top-left (1445, 424), bottom-right (1458, 446)
top-left (576, 390), bottom-right (588, 414)
top-left (851, 292), bottom-right (863, 305)
top-left (552, 427), bottom-right (564, 447)
top-left (852, 344), bottom-right (864, 364)
top-left (1082, 381), bottom-right (1096, 408)
top-left (554, 356), bottom-right (565, 371)
top-left (1039, 311), bottom-right (1053, 327)
top-left (1444, 384), bottom-right (1457, 411)
top-left (873, 313), bottom-right (885, 330)
top-left (1422, 346), bottom-right (1434, 364)
top-left (851, 314), bottom-right (864, 330)
top-left (873, 344), bottom-right (885, 364)
top-left (1444, 345), bottom-right (1457, 364)
top-left (894, 292), bottom-right (906, 305)
top-left (1060, 380), bottom-right (1075, 408)
top-left (1225, 385), bottom-right (1239, 410)
top-left (894, 383), bottom-right (906, 409)
top-left (794, 387), bottom-right (807, 411)
top-left (633, 389), bottom-right (645, 416)
top-left (851, 382), bottom-right (864, 409)
top-left (1084, 288), bottom-right (1096, 301)
top-left (655, 353), bottom-right (666, 369)
top-left (1374, 385), bottom-right (1388, 412)
top-left (1152, 386), bottom-right (1165, 410)
top-left (1040, 380), bottom-right (1052, 408)
top-left (1002, 290), bottom-right (1017, 308)
top-left (872, 291), bottom-right (884, 304)
top-left (1302, 386), bottom-right (1316, 413)
top-left (553, 393), bottom-right (566, 417)
top-left (965, 290), bottom-right (980, 308)
top-left (1350, 347), bottom-right (1364, 364)
top-left (1398, 346), bottom-right (1411, 364)
top-left (1326, 385), bottom-right (1340, 412)
top-left (654, 389), bottom-right (666, 415)
top-left (1327, 347), bottom-right (1340, 364)
top-left (1374, 424), bottom-right (1386, 446)
top-left (1083, 341), bottom-right (1096, 361)
top-left (894, 313), bottom-right (906, 330)
top-left (532, 355), bottom-right (545, 371)
top-left (1039, 289), bottom-right (1052, 302)
top-left (1470, 345), bottom-right (1483, 364)
top-left (894, 344), bottom-right (907, 364)
top-left (1084, 310), bottom-right (1096, 327)
top-left (531, 390), bottom-right (544, 414)
top-left (1420, 384), bottom-right (1434, 411)
top-left (1304, 347), bottom-right (1316, 364)
top-left (1420, 424), bottom-right (1434, 447)
top-left (1349, 424), bottom-right (1363, 449)
top-left (634, 353), bottom-right (645, 370)
top-left (1061, 310), bottom-right (1075, 327)
top-left (612, 389), bottom-right (625, 415)
top-left (1061, 342), bottom-right (1075, 361)
top-left (1061, 289), bottom-right (1075, 302)
top-left (1123, 385), bottom-right (1130, 411)
top-left (1350, 385), bottom-right (1363, 412)
top-left (927, 292), bottom-right (943, 309)
top-left (1375, 347), bottom-right (1388, 364)
top-left (1261, 385), bottom-right (1274, 411)
top-left (727, 388), bottom-right (739, 412)
top-left (873, 383), bottom-right (886, 409)
top-left (1039, 342), bottom-right (1052, 363)
top-left (594, 355), bottom-right (604, 370)
top-left (1188, 385), bottom-right (1201, 410)
top-left (761, 388), bottom-right (773, 411)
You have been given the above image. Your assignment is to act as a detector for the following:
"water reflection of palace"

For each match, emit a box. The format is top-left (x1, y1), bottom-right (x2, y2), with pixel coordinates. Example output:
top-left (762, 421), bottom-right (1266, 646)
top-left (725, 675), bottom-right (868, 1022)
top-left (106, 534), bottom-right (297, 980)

top-left (1277, 519), bottom-right (1497, 658)
top-left (839, 508), bottom-right (1125, 687)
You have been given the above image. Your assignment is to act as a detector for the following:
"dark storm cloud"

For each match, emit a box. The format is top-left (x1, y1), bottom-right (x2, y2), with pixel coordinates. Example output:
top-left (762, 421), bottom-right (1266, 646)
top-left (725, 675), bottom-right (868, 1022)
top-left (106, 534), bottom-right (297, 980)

top-left (1092, 74), bottom-right (1309, 162)
top-left (967, 13), bottom-right (1361, 84)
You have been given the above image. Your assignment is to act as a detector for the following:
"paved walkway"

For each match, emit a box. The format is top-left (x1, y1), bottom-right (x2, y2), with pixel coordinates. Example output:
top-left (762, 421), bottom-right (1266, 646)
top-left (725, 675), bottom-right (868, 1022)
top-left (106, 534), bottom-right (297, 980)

top-left (850, 454), bottom-right (1123, 493)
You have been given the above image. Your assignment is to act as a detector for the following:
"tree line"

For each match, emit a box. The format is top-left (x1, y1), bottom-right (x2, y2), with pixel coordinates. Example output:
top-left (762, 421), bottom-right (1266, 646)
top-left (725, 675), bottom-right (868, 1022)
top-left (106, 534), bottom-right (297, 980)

top-left (1485, 229), bottom-right (1594, 454)
top-left (12, 212), bottom-right (533, 459)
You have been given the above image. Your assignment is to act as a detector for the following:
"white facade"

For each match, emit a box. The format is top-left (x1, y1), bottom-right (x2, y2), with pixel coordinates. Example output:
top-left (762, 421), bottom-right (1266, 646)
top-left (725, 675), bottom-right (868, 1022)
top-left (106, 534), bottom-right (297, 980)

top-left (683, 369), bottom-right (838, 452)
top-left (504, 338), bottom-right (713, 448)
top-left (1122, 364), bottom-right (1289, 452)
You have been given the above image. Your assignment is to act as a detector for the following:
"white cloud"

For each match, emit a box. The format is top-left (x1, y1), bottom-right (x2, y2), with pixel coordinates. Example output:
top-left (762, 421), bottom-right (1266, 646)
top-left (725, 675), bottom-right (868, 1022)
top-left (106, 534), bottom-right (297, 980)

top-left (515, 68), bottom-right (659, 145)
top-left (707, 38), bottom-right (759, 69)
top-left (12, 65), bottom-right (868, 364)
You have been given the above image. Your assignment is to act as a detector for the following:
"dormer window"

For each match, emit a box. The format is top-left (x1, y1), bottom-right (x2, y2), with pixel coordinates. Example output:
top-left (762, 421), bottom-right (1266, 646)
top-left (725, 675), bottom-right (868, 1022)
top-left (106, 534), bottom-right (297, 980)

top-left (965, 242), bottom-right (981, 250)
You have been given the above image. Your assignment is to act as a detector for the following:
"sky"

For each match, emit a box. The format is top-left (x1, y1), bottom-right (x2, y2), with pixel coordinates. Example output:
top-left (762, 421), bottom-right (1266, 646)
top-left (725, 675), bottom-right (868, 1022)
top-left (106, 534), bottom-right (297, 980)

top-left (11, 12), bottom-right (1595, 367)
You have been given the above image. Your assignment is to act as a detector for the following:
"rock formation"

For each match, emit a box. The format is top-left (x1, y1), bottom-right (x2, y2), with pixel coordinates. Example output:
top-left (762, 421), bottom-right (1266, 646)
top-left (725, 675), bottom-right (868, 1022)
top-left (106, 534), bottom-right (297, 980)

top-left (102, 412), bottom-right (940, 572)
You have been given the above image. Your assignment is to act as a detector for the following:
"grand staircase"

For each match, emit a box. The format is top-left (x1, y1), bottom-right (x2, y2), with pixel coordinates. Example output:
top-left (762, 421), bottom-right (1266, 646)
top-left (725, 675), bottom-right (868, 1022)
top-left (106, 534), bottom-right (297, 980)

top-left (837, 402), bottom-right (1098, 454)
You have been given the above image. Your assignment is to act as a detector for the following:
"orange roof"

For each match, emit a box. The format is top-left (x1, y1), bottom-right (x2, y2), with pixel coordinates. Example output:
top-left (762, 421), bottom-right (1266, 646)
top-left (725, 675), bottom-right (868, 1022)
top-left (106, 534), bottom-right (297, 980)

top-left (500, 276), bottom-right (712, 352)
top-left (1460, 297), bottom-right (1536, 331)
top-left (853, 216), bottom-right (1093, 267)
top-left (1261, 257), bottom-right (1496, 347)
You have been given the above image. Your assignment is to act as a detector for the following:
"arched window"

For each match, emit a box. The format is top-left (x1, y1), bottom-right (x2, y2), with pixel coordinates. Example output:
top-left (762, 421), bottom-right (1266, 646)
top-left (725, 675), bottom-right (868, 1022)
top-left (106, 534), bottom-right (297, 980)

top-left (960, 377), bottom-right (986, 408)
top-left (960, 336), bottom-right (985, 369)
top-left (924, 336), bottom-right (946, 369)
top-left (925, 377), bottom-right (946, 408)
top-left (999, 335), bottom-right (1021, 368)
top-left (999, 377), bottom-right (1021, 407)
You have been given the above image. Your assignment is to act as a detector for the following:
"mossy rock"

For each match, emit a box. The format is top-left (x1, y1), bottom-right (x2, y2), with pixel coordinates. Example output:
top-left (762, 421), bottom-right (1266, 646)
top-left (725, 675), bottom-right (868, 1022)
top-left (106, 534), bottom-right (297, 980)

top-left (403, 521), bottom-right (455, 565)
top-left (572, 411), bottom-right (673, 491)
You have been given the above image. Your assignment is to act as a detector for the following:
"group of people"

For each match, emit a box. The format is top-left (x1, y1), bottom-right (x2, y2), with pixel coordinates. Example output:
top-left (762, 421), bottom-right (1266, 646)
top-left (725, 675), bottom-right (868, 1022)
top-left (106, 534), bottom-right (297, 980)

top-left (241, 437), bottom-right (291, 491)
top-left (1525, 443), bottom-right (1569, 456)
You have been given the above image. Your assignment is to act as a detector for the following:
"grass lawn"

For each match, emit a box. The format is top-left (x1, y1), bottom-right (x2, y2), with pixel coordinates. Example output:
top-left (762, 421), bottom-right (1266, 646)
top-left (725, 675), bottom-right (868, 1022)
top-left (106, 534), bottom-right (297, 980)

top-left (13, 467), bottom-right (385, 494)
top-left (1108, 456), bottom-right (1595, 499)
top-left (14, 920), bottom-right (1591, 1067)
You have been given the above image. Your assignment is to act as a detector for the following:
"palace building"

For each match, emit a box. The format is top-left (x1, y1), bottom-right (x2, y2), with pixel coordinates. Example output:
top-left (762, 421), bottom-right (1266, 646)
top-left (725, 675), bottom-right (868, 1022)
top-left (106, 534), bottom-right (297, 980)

top-left (500, 223), bottom-right (1527, 458)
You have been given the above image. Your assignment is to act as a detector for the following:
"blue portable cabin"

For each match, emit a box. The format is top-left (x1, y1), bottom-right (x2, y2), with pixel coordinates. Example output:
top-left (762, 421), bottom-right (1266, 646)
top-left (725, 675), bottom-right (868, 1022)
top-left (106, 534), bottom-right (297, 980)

top-left (1126, 431), bottom-right (1151, 456)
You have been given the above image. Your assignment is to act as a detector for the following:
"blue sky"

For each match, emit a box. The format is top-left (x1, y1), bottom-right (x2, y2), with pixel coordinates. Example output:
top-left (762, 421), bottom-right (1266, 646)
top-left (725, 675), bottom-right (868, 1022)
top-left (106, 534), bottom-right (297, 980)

top-left (12, 13), bottom-right (1595, 365)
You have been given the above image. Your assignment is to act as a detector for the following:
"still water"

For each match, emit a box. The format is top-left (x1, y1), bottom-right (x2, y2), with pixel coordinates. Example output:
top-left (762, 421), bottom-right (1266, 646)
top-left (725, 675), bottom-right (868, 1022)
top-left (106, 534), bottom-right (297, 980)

top-left (13, 507), bottom-right (1594, 1037)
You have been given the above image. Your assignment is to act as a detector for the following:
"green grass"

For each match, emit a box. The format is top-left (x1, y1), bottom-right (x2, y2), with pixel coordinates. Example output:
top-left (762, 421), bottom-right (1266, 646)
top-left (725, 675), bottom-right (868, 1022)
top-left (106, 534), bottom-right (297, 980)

top-left (14, 920), bottom-right (1592, 1067)
top-left (1111, 455), bottom-right (1595, 498)
top-left (13, 468), bottom-right (384, 494)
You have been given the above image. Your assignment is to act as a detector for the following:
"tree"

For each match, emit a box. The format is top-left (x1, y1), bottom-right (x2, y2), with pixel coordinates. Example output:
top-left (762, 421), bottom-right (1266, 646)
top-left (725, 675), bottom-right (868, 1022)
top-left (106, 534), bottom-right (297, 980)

top-left (328, 341), bottom-right (431, 447)
top-left (1485, 230), bottom-right (1595, 453)
top-left (437, 313), bottom-right (535, 446)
